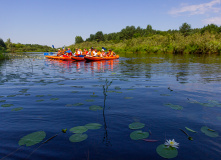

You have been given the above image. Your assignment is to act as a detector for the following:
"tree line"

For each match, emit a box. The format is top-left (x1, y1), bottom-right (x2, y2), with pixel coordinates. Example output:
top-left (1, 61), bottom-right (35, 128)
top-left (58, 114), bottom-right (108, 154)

top-left (72, 23), bottom-right (221, 54)
top-left (0, 38), bottom-right (54, 54)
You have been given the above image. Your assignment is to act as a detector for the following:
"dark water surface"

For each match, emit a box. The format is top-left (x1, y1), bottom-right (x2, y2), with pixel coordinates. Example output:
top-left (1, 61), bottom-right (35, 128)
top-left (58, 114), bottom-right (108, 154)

top-left (0, 53), bottom-right (221, 160)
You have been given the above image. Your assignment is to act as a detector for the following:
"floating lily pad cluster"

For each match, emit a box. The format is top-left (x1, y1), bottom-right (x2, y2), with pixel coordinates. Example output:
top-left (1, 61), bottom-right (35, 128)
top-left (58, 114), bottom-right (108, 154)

top-left (129, 122), bottom-right (149, 140)
top-left (69, 123), bottom-right (102, 143)
top-left (189, 99), bottom-right (221, 107)
top-left (164, 103), bottom-right (183, 110)
top-left (107, 90), bottom-right (122, 93)
top-left (89, 105), bottom-right (103, 111)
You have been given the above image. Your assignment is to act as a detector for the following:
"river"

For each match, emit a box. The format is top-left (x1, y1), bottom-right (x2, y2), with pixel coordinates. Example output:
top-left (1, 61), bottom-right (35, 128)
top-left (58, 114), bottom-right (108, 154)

top-left (0, 53), bottom-right (221, 160)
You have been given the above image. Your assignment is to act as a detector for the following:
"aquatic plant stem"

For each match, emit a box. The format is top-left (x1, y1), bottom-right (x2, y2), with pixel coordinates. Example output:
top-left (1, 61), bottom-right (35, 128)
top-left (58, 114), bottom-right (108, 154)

top-left (25, 132), bottom-right (61, 159)
top-left (0, 146), bottom-right (23, 160)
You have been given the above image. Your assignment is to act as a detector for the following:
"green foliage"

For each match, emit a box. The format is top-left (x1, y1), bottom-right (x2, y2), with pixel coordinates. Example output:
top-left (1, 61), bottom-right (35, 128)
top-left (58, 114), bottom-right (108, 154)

top-left (0, 38), bottom-right (6, 49)
top-left (179, 22), bottom-right (191, 37)
top-left (75, 36), bottom-right (84, 44)
top-left (95, 31), bottom-right (104, 42)
top-left (2, 38), bottom-right (54, 53)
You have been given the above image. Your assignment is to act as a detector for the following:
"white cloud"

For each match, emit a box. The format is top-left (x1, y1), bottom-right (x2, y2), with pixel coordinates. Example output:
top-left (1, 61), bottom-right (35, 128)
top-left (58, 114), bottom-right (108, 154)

top-left (202, 16), bottom-right (221, 24)
top-left (169, 0), bottom-right (221, 15)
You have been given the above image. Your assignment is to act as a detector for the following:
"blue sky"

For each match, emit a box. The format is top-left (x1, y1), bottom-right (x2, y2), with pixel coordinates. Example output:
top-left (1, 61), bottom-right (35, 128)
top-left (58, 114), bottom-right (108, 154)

top-left (1, 0), bottom-right (221, 48)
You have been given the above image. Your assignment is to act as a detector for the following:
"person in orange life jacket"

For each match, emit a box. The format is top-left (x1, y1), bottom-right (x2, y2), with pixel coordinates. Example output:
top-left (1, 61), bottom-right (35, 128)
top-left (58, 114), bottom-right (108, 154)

top-left (66, 48), bottom-right (72, 56)
top-left (57, 49), bottom-right (62, 56)
top-left (90, 48), bottom-right (94, 57)
top-left (62, 48), bottom-right (66, 55)
top-left (87, 49), bottom-right (91, 57)
top-left (84, 48), bottom-right (88, 55)
top-left (78, 49), bottom-right (83, 57)
top-left (74, 48), bottom-right (78, 56)
top-left (107, 49), bottom-right (115, 57)
top-left (93, 49), bottom-right (98, 57)
top-left (101, 49), bottom-right (106, 57)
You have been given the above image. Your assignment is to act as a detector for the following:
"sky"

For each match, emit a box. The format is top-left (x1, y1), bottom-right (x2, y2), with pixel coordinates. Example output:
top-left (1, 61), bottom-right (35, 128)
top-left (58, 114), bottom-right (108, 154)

top-left (1, 0), bottom-right (221, 48)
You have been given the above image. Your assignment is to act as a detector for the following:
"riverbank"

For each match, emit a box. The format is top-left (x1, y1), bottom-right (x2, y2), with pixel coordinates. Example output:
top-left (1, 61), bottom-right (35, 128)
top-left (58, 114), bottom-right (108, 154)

top-left (69, 32), bottom-right (221, 54)
top-left (0, 52), bottom-right (9, 60)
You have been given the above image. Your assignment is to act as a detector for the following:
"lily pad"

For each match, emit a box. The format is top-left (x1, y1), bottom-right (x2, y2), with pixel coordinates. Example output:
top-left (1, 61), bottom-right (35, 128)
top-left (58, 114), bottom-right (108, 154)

top-left (129, 122), bottom-right (145, 130)
top-left (11, 107), bottom-right (24, 111)
top-left (18, 131), bottom-right (46, 146)
top-left (1, 104), bottom-right (14, 107)
top-left (185, 127), bottom-right (197, 133)
top-left (36, 99), bottom-right (44, 102)
top-left (115, 86), bottom-right (121, 90)
top-left (19, 89), bottom-right (29, 93)
top-left (208, 100), bottom-right (220, 106)
top-left (160, 94), bottom-right (171, 96)
top-left (201, 126), bottom-right (219, 137)
top-left (50, 98), bottom-right (59, 101)
top-left (71, 91), bottom-right (79, 93)
top-left (130, 130), bottom-right (149, 140)
top-left (90, 95), bottom-right (98, 97)
top-left (7, 95), bottom-right (16, 97)
top-left (36, 95), bottom-right (44, 97)
top-left (124, 97), bottom-right (133, 99)
top-left (85, 123), bottom-right (102, 130)
top-left (89, 105), bottom-right (103, 111)
top-left (0, 100), bottom-right (6, 103)
top-left (165, 103), bottom-right (183, 110)
top-left (74, 103), bottom-right (84, 106)
top-left (69, 134), bottom-right (88, 142)
top-left (71, 86), bottom-right (84, 88)
top-left (65, 104), bottom-right (74, 107)
top-left (156, 144), bottom-right (178, 159)
top-left (199, 103), bottom-right (214, 107)
top-left (70, 126), bottom-right (88, 134)
top-left (85, 99), bottom-right (94, 102)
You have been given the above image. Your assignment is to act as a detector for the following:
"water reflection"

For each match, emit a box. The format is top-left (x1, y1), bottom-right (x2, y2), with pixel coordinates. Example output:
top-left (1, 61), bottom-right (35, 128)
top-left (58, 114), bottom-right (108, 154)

top-left (102, 79), bottom-right (112, 146)
top-left (45, 59), bottom-right (119, 75)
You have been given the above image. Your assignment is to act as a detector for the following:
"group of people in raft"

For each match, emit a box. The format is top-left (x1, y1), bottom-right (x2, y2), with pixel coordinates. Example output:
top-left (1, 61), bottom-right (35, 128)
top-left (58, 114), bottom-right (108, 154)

top-left (57, 47), bottom-right (116, 58)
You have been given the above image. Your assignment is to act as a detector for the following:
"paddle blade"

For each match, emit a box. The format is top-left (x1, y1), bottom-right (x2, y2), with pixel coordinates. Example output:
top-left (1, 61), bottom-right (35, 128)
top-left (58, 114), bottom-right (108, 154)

top-left (102, 47), bottom-right (107, 50)
top-left (44, 53), bottom-right (49, 55)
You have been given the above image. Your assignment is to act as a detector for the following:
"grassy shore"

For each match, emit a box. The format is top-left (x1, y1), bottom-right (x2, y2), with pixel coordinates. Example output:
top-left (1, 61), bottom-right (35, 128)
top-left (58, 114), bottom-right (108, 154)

top-left (0, 51), bottom-right (9, 60)
top-left (68, 32), bottom-right (221, 54)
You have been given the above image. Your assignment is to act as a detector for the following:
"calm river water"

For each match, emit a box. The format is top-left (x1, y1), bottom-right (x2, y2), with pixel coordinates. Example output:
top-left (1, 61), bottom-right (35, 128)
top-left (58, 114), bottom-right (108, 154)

top-left (0, 53), bottom-right (221, 160)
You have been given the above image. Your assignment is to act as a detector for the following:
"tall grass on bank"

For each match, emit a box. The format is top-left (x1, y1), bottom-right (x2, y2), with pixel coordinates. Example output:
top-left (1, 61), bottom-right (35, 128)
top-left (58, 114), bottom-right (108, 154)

top-left (0, 51), bottom-right (9, 60)
top-left (68, 32), bottom-right (221, 54)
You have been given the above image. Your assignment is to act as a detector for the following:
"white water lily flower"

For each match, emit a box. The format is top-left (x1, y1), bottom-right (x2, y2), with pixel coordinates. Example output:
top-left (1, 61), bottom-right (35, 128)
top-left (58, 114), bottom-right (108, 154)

top-left (164, 139), bottom-right (179, 148)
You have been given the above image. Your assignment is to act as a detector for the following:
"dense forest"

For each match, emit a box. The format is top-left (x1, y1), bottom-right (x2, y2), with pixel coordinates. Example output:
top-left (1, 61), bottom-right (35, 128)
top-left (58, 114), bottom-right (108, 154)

top-left (70, 23), bottom-right (221, 54)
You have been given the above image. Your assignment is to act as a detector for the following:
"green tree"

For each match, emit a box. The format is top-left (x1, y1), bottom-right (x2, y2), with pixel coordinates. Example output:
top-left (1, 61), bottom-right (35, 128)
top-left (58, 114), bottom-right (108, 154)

top-left (120, 26), bottom-right (136, 40)
top-left (0, 38), bottom-right (6, 49)
top-left (201, 24), bottom-right (219, 34)
top-left (95, 31), bottom-right (104, 42)
top-left (146, 25), bottom-right (153, 34)
top-left (75, 36), bottom-right (84, 44)
top-left (179, 23), bottom-right (191, 37)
